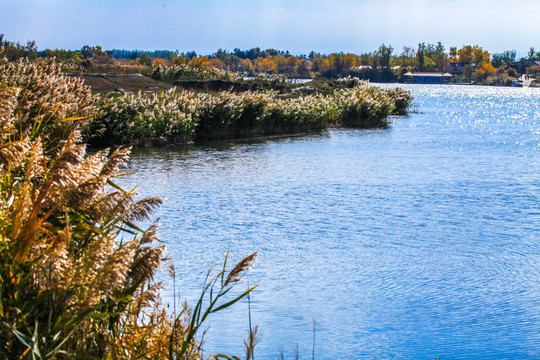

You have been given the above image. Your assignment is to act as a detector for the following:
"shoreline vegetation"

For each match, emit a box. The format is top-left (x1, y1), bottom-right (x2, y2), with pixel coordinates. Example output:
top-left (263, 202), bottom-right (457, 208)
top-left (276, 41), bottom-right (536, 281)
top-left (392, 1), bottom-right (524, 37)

top-left (3, 32), bottom-right (537, 359)
top-left (89, 74), bottom-right (412, 147)
top-left (2, 34), bottom-right (539, 87)
top-left (1, 34), bottom-right (537, 360)
top-left (0, 57), bottom-right (413, 148)
top-left (0, 47), bottom-right (412, 359)
top-left (0, 55), bottom-right (259, 359)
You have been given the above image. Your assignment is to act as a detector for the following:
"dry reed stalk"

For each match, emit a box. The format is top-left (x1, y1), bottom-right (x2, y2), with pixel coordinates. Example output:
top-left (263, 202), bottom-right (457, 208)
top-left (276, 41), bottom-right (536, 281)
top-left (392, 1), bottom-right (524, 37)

top-left (1, 60), bottom-right (261, 359)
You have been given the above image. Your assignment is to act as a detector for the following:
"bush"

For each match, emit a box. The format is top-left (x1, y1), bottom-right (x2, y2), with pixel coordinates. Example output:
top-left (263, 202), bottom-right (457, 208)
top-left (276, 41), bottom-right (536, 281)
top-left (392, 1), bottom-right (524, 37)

top-left (138, 52), bottom-right (152, 66)
top-left (507, 68), bottom-right (519, 78)
top-left (526, 65), bottom-right (540, 79)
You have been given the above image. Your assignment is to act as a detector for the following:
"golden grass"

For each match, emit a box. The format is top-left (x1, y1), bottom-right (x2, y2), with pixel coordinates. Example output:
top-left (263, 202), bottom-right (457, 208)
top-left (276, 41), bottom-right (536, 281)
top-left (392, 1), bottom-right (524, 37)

top-left (1, 59), bottom-right (257, 360)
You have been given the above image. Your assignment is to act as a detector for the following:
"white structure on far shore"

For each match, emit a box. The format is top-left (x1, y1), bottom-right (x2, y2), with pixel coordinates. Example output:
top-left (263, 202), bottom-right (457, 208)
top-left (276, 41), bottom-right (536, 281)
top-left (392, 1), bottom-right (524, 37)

top-left (519, 74), bottom-right (535, 87)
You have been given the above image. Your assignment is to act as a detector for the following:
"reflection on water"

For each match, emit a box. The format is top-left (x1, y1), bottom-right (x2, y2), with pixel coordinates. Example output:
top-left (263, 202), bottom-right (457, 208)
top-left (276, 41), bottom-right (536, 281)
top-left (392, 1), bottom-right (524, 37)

top-left (120, 85), bottom-right (540, 359)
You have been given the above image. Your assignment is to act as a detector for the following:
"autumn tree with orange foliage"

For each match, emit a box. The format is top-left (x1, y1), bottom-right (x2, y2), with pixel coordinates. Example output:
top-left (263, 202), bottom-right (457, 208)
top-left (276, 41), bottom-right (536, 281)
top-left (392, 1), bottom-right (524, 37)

top-left (457, 45), bottom-right (490, 65)
top-left (239, 58), bottom-right (253, 73)
top-left (188, 55), bottom-right (209, 68)
top-left (153, 57), bottom-right (166, 66)
top-left (254, 57), bottom-right (277, 74)
top-left (457, 45), bottom-right (495, 80)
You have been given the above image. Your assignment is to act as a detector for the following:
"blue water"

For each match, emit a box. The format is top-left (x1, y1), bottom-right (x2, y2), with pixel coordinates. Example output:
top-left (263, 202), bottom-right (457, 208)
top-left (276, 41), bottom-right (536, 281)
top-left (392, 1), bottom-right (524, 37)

top-left (120, 85), bottom-right (540, 359)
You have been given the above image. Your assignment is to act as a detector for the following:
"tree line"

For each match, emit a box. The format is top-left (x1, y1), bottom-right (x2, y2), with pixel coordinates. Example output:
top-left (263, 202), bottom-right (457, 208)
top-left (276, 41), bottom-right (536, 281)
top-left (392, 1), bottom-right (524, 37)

top-left (2, 34), bottom-right (539, 84)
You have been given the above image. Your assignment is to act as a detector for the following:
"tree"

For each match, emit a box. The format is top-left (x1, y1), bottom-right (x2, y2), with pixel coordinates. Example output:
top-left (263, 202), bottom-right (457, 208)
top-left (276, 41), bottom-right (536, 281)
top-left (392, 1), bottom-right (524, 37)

top-left (247, 47), bottom-right (261, 60)
top-left (139, 52), bottom-right (152, 66)
top-left (239, 58), bottom-right (253, 73)
top-left (492, 50), bottom-right (516, 68)
top-left (322, 52), bottom-right (357, 78)
top-left (80, 45), bottom-right (104, 59)
top-left (185, 50), bottom-right (198, 59)
top-left (275, 55), bottom-right (301, 77)
top-left (0, 34), bottom-right (38, 61)
top-left (308, 51), bottom-right (321, 61)
top-left (254, 57), bottom-right (277, 73)
top-left (456, 45), bottom-right (490, 66)
top-left (449, 47), bottom-right (458, 62)
top-left (376, 44), bottom-right (393, 69)
top-left (172, 53), bottom-right (189, 65)
top-left (413, 42), bottom-right (448, 72)
top-left (208, 57), bottom-right (225, 69)
top-left (188, 55), bottom-right (211, 69)
top-left (400, 46), bottom-right (416, 69)
top-left (312, 57), bottom-right (329, 74)
top-left (433, 42), bottom-right (448, 72)
top-left (153, 57), bottom-right (165, 66)
top-left (476, 62), bottom-right (496, 79)
top-left (416, 43), bottom-right (426, 71)
top-left (375, 44), bottom-right (395, 81)
top-left (455, 45), bottom-right (494, 81)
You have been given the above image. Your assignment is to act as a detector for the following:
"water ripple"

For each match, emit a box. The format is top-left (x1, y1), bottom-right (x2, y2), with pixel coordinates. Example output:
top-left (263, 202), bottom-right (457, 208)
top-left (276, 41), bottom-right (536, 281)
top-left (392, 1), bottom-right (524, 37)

top-left (122, 84), bottom-right (540, 359)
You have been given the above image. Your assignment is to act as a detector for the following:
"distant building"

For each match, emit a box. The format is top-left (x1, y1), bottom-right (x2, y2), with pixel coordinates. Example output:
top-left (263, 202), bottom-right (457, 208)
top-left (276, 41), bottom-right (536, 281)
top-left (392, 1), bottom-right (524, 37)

top-left (354, 65), bottom-right (373, 71)
top-left (448, 62), bottom-right (476, 75)
top-left (516, 74), bottom-right (536, 87)
top-left (404, 72), bottom-right (453, 84)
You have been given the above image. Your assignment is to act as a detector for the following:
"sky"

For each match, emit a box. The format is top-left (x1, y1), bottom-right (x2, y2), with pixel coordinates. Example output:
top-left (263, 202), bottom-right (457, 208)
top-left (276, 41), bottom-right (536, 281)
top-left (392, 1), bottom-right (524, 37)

top-left (1, 0), bottom-right (540, 57)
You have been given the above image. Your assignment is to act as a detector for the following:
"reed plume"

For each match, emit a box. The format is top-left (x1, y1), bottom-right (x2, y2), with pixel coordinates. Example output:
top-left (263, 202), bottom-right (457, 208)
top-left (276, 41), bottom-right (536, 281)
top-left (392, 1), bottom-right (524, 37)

top-left (225, 252), bottom-right (258, 288)
top-left (1, 59), bottom-right (260, 360)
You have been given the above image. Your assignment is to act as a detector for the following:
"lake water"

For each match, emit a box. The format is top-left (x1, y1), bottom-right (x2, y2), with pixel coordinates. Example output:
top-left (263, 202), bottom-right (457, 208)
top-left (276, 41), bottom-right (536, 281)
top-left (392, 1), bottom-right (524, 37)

top-left (120, 84), bottom-right (539, 359)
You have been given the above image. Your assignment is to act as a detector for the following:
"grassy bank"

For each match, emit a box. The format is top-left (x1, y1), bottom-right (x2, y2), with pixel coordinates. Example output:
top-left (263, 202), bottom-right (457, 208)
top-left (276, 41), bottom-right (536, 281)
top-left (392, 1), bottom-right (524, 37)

top-left (75, 64), bottom-right (412, 147)
top-left (88, 80), bottom-right (412, 147)
top-left (0, 57), bottom-right (413, 149)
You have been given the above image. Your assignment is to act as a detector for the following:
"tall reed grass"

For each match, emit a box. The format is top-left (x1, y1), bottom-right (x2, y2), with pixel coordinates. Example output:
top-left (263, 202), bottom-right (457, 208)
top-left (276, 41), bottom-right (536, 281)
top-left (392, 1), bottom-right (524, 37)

top-left (0, 58), bottom-right (257, 359)
top-left (151, 64), bottom-right (243, 83)
top-left (0, 58), bottom-right (98, 144)
top-left (90, 79), bottom-right (411, 146)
